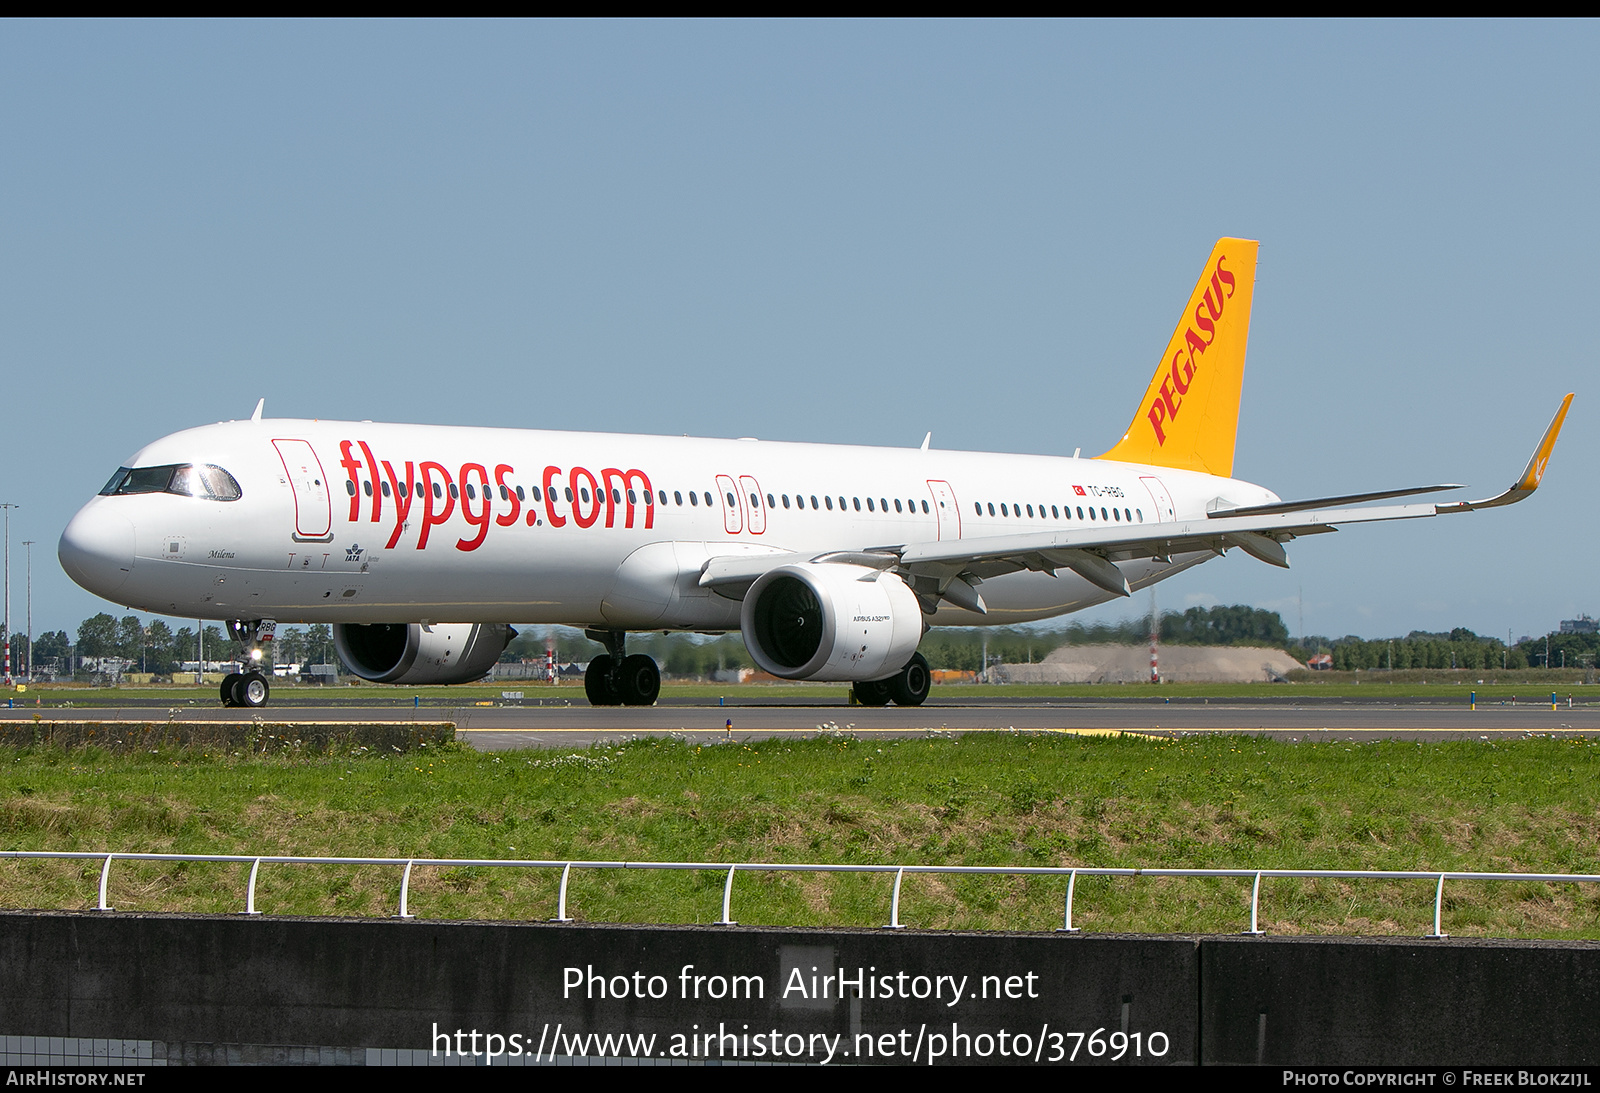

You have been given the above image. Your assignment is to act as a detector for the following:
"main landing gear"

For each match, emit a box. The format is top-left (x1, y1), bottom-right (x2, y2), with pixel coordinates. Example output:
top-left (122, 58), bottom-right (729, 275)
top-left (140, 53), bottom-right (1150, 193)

top-left (220, 619), bottom-right (273, 708)
top-left (582, 629), bottom-right (660, 707)
top-left (851, 652), bottom-right (931, 708)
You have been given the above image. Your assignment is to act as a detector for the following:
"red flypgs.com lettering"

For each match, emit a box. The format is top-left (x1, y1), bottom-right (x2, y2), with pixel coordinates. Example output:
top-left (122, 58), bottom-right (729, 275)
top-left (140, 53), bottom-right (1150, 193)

top-left (1145, 255), bottom-right (1237, 446)
top-left (337, 441), bottom-right (653, 552)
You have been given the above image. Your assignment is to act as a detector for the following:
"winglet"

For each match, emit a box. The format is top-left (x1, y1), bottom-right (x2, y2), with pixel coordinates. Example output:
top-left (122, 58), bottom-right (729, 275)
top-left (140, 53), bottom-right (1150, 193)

top-left (250, 398), bottom-right (265, 422)
top-left (1513, 392), bottom-right (1573, 492)
top-left (1442, 393), bottom-right (1573, 512)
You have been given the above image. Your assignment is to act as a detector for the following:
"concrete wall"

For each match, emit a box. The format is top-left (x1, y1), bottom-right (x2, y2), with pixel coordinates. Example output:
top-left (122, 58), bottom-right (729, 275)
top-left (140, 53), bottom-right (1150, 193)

top-left (1203, 934), bottom-right (1600, 1065)
top-left (0, 912), bottom-right (1595, 1065)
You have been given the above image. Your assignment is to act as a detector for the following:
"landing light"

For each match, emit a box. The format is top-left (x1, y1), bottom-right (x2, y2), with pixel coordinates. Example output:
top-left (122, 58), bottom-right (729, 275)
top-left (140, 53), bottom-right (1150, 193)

top-left (250, 649), bottom-right (262, 661)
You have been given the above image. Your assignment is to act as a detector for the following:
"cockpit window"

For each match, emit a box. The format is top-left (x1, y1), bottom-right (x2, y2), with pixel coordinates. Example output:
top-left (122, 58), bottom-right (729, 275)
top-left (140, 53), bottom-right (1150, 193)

top-left (99, 464), bottom-right (242, 501)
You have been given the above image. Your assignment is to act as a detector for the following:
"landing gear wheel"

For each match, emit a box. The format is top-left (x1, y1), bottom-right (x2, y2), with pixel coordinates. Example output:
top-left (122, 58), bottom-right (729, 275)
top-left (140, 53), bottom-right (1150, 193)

top-left (852, 678), bottom-right (892, 706)
top-left (887, 652), bottom-right (931, 707)
top-left (233, 671), bottom-right (271, 708)
top-left (617, 654), bottom-right (661, 706)
top-left (584, 654), bottom-right (622, 706)
top-left (220, 673), bottom-right (243, 708)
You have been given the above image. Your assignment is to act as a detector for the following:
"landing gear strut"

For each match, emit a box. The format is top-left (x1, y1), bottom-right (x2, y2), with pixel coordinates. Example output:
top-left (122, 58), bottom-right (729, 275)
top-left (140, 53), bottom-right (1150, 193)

top-left (852, 652), bottom-right (930, 707)
top-left (582, 629), bottom-right (660, 707)
top-left (220, 619), bottom-right (274, 708)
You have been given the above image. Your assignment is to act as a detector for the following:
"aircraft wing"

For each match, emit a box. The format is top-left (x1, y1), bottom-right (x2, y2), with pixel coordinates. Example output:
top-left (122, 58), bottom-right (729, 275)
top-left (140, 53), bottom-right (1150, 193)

top-left (701, 394), bottom-right (1573, 611)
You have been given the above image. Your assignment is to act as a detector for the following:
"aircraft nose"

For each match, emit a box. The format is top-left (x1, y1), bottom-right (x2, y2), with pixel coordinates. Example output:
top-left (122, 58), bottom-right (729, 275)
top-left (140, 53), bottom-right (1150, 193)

top-left (58, 503), bottom-right (135, 598)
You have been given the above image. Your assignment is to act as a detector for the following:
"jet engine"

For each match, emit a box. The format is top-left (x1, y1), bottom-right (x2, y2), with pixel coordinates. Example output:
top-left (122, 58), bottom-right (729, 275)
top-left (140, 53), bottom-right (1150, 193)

top-left (741, 563), bottom-right (924, 682)
top-left (333, 622), bottom-right (515, 685)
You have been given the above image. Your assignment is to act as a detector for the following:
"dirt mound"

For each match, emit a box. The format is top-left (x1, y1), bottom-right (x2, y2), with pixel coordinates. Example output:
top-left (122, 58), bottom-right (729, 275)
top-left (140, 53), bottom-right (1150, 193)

top-left (997, 643), bottom-right (1303, 684)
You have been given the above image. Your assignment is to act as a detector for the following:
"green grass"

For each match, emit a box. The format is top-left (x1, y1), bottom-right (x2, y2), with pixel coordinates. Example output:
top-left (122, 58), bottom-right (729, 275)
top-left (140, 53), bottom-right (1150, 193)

top-left (2, 733), bottom-right (1598, 937)
top-left (14, 672), bottom-right (1598, 707)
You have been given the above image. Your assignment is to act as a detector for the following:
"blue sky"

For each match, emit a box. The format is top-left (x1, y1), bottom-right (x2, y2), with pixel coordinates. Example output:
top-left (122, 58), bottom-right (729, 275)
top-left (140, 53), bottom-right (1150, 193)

top-left (3, 20), bottom-right (1593, 643)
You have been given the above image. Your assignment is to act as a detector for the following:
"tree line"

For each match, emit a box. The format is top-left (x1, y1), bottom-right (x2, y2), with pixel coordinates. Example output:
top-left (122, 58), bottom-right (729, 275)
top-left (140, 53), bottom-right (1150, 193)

top-left (6, 615), bottom-right (335, 678)
top-left (16, 605), bottom-right (1596, 681)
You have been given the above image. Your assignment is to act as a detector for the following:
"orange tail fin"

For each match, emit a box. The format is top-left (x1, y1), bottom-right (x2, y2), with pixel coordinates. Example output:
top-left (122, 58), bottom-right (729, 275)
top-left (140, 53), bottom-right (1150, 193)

top-left (1100, 238), bottom-right (1260, 477)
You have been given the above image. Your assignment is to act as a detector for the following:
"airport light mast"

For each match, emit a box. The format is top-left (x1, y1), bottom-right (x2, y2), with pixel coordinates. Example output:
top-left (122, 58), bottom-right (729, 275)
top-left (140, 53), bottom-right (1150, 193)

top-left (21, 541), bottom-right (32, 683)
top-left (1, 503), bottom-right (15, 687)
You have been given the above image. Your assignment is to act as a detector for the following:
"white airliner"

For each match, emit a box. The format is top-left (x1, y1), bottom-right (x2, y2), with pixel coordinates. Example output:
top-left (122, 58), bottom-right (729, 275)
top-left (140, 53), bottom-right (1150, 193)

top-left (58, 239), bottom-right (1572, 709)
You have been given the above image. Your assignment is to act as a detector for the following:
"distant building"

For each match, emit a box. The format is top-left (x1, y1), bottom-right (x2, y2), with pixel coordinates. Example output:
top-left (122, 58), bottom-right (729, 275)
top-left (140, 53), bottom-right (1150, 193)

top-left (1559, 615), bottom-right (1598, 635)
top-left (1307, 654), bottom-right (1334, 671)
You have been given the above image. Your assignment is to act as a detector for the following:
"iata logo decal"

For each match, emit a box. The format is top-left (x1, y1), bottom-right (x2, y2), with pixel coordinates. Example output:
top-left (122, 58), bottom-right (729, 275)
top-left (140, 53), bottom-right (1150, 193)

top-left (337, 441), bottom-right (654, 554)
top-left (345, 543), bottom-right (364, 563)
top-left (1146, 254), bottom-right (1237, 446)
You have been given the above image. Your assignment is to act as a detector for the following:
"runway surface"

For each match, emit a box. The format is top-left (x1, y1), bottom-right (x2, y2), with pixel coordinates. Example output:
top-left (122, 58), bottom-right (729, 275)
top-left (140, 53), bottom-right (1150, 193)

top-left (2, 698), bottom-right (1596, 749)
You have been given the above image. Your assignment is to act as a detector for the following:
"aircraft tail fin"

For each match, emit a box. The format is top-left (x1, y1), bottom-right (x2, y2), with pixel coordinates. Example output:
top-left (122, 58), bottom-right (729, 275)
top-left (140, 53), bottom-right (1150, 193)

top-left (1100, 238), bottom-right (1260, 477)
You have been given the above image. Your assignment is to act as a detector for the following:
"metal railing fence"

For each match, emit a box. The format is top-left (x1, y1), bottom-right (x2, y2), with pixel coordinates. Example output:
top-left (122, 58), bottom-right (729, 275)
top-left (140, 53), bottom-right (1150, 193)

top-left (4, 850), bottom-right (1598, 938)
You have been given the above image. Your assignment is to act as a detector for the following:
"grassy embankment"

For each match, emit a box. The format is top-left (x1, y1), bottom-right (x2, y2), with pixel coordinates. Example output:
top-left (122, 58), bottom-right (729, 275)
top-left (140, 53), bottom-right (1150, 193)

top-left (2, 732), bottom-right (1597, 937)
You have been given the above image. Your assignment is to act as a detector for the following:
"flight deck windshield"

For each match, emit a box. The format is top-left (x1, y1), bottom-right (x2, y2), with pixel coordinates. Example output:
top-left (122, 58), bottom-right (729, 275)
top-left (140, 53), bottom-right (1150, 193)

top-left (99, 464), bottom-right (242, 501)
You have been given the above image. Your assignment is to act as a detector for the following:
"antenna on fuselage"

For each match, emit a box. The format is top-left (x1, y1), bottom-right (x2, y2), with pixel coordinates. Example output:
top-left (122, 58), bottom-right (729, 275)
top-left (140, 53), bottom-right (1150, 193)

top-left (250, 398), bottom-right (265, 422)
top-left (920, 432), bottom-right (931, 451)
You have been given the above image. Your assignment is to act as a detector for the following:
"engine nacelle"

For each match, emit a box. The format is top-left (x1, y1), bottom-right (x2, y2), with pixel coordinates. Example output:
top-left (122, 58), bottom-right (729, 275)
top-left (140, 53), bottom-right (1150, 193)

top-left (333, 622), bottom-right (515, 685)
top-left (741, 563), bottom-right (924, 682)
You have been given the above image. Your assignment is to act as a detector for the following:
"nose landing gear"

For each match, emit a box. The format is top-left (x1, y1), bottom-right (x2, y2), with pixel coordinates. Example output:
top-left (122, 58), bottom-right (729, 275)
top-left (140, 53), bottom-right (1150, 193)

top-left (220, 620), bottom-right (275, 708)
top-left (221, 670), bottom-right (271, 708)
